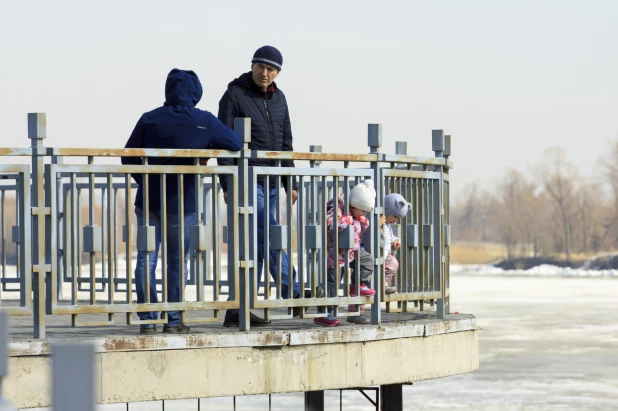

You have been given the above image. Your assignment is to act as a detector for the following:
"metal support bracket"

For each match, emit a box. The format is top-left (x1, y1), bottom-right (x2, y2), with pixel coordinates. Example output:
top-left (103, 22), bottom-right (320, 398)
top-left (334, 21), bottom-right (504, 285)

top-left (238, 206), bottom-right (254, 215)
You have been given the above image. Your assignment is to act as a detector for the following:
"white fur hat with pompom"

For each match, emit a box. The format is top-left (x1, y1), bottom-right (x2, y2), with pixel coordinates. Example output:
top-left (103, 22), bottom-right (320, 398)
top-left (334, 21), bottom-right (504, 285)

top-left (349, 179), bottom-right (376, 212)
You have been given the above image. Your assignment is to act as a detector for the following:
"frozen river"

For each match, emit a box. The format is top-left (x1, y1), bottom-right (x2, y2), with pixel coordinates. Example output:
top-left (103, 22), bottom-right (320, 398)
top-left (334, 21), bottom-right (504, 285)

top-left (25, 273), bottom-right (618, 410)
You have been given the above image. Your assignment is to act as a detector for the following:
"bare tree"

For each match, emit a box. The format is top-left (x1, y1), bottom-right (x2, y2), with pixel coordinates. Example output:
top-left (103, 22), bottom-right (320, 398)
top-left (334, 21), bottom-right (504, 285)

top-left (492, 169), bottom-right (541, 259)
top-left (453, 182), bottom-right (479, 241)
top-left (452, 183), bottom-right (493, 242)
top-left (601, 140), bottom-right (618, 209)
top-left (534, 147), bottom-right (577, 262)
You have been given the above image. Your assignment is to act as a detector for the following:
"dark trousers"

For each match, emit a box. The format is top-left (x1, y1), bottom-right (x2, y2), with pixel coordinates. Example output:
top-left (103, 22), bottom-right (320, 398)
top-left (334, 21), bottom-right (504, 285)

top-left (318, 250), bottom-right (373, 314)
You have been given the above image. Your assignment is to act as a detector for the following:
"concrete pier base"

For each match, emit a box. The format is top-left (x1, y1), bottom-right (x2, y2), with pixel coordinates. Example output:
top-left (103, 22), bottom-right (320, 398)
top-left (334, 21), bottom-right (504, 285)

top-left (5, 312), bottom-right (478, 409)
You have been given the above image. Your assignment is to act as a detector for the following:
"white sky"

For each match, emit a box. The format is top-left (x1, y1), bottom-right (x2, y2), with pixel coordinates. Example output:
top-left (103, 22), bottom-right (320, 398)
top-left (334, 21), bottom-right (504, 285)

top-left (1, 0), bottom-right (617, 195)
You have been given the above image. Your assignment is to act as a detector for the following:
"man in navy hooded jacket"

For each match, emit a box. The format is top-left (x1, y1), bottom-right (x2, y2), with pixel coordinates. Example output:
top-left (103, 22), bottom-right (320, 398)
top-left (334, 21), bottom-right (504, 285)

top-left (123, 69), bottom-right (242, 334)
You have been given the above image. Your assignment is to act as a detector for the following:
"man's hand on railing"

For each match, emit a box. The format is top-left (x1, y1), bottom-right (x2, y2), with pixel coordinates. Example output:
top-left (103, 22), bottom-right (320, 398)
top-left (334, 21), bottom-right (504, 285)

top-left (392, 240), bottom-right (401, 250)
top-left (291, 189), bottom-right (298, 205)
top-left (379, 215), bottom-right (386, 227)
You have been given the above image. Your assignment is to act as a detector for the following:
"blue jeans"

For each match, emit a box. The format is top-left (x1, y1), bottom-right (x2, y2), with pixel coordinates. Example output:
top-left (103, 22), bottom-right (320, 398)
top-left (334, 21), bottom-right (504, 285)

top-left (134, 208), bottom-right (196, 326)
top-left (256, 186), bottom-right (301, 298)
top-left (228, 186), bottom-right (300, 314)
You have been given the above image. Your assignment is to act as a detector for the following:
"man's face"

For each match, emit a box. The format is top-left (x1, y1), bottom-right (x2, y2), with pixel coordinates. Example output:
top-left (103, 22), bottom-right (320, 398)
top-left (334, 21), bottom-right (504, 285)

top-left (251, 63), bottom-right (279, 91)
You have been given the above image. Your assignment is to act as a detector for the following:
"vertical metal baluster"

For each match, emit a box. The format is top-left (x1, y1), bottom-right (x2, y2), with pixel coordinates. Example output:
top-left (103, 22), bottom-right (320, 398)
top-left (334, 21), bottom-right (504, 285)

top-left (88, 162), bottom-right (96, 305)
top-left (77, 187), bottom-right (83, 292)
top-left (212, 176), bottom-right (220, 308)
top-left (264, 174), bottom-right (270, 305)
top-left (113, 187), bottom-right (118, 292)
top-left (19, 172), bottom-right (31, 312)
top-left (125, 174), bottom-right (134, 322)
top-left (276, 163), bottom-right (282, 301)
top-left (14, 188), bottom-right (20, 294)
top-left (101, 186), bottom-right (106, 296)
top-left (320, 176), bottom-right (328, 312)
top-left (178, 174), bottom-right (185, 323)
top-left (381, 175), bottom-right (388, 310)
top-left (405, 177), bottom-right (412, 296)
top-left (63, 187), bottom-right (70, 297)
top-left (107, 176), bottom-right (115, 321)
top-left (332, 175), bottom-right (339, 318)
top-left (412, 177), bottom-right (417, 299)
top-left (342, 167), bottom-right (351, 310)
top-left (297, 175), bottom-right (305, 313)
top-left (1, 191), bottom-right (5, 288)
top-left (309, 171), bottom-right (317, 300)
top-left (161, 173), bottom-right (167, 320)
top-left (426, 177), bottom-right (431, 297)
top-left (203, 182), bottom-right (210, 290)
top-left (70, 175), bottom-right (78, 310)
top-left (196, 168), bottom-right (204, 303)
top-left (143, 161), bottom-right (150, 306)
top-left (161, 174), bottom-right (170, 321)
top-left (54, 167), bottom-right (64, 302)
top-left (286, 171), bottom-right (293, 305)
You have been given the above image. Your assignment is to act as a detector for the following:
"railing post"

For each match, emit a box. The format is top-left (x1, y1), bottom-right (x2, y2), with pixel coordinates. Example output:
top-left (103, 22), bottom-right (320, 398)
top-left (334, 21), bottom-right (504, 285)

top-left (29, 113), bottom-right (50, 339)
top-left (52, 343), bottom-right (95, 411)
top-left (443, 134), bottom-right (451, 313)
top-left (52, 155), bottom-right (64, 301)
top-left (0, 313), bottom-right (17, 411)
top-left (308, 145), bottom-right (322, 290)
top-left (395, 141), bottom-right (407, 156)
top-left (368, 124), bottom-right (382, 325)
top-left (234, 118), bottom-right (252, 331)
top-left (432, 130), bottom-right (446, 319)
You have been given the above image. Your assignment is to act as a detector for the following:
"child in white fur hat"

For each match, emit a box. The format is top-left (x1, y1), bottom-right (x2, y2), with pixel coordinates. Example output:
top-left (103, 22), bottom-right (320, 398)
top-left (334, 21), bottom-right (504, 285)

top-left (380, 193), bottom-right (412, 294)
top-left (314, 179), bottom-right (376, 327)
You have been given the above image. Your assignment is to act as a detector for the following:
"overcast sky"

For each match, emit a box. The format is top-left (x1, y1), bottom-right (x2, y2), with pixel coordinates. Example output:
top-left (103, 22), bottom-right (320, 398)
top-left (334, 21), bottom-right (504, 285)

top-left (1, 0), bottom-right (617, 195)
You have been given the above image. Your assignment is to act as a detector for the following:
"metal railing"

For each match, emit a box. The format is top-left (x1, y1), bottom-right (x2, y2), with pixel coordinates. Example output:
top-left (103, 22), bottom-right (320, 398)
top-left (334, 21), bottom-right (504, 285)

top-left (0, 113), bottom-right (452, 337)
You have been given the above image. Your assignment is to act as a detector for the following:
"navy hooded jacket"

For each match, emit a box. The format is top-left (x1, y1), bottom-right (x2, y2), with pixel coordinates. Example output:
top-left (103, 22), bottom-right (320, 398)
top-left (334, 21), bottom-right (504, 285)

top-left (217, 72), bottom-right (297, 192)
top-left (122, 69), bottom-right (242, 213)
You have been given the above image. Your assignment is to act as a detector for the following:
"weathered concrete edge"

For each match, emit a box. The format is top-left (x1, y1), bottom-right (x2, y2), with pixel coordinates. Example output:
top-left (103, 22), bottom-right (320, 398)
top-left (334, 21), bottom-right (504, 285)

top-left (9, 315), bottom-right (477, 356)
top-left (6, 329), bottom-right (480, 408)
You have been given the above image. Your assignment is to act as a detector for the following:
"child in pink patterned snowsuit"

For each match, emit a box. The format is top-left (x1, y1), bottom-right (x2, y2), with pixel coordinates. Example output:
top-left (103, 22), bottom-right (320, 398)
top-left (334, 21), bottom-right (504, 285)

top-left (381, 193), bottom-right (412, 294)
top-left (314, 179), bottom-right (376, 327)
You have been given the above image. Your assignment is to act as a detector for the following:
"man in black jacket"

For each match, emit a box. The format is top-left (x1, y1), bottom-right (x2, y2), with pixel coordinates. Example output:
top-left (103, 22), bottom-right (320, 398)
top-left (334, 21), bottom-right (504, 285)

top-left (218, 46), bottom-right (304, 327)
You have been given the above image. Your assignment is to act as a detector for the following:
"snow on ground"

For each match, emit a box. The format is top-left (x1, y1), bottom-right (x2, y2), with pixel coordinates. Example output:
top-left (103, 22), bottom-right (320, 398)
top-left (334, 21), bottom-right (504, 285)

top-left (451, 263), bottom-right (618, 278)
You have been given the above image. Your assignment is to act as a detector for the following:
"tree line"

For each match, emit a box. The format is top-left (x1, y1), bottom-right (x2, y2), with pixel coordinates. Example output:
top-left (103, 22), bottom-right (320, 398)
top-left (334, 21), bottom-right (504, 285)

top-left (451, 141), bottom-right (618, 262)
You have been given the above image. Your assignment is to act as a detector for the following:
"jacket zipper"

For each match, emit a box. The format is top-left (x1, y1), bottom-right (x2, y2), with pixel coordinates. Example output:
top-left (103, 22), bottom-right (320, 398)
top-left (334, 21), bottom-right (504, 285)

top-left (262, 97), bottom-right (275, 149)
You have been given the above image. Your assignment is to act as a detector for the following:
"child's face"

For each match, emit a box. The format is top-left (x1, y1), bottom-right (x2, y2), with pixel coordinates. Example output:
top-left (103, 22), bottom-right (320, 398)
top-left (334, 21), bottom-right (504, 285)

top-left (385, 215), bottom-right (400, 224)
top-left (350, 206), bottom-right (366, 218)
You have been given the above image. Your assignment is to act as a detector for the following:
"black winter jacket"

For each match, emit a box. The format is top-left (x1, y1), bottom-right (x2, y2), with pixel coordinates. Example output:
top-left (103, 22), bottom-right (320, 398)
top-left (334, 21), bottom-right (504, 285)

top-left (217, 72), bottom-right (297, 192)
